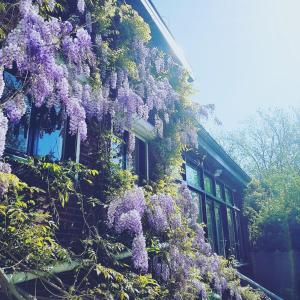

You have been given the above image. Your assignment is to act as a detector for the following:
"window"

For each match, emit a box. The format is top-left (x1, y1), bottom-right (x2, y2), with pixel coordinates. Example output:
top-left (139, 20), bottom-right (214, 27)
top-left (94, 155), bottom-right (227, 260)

top-left (184, 155), bottom-right (246, 261)
top-left (111, 133), bottom-right (126, 168)
top-left (31, 106), bottom-right (64, 160)
top-left (216, 182), bottom-right (223, 199)
top-left (3, 72), bottom-right (74, 161)
top-left (191, 191), bottom-right (203, 223)
top-left (205, 199), bottom-right (217, 252)
top-left (234, 211), bottom-right (245, 261)
top-left (133, 136), bottom-right (147, 183)
top-left (124, 133), bottom-right (148, 184)
top-left (204, 174), bottom-right (213, 194)
top-left (186, 164), bottom-right (201, 190)
top-left (3, 72), bottom-right (30, 154)
top-left (5, 97), bottom-right (31, 154)
top-left (215, 203), bottom-right (226, 256)
top-left (227, 208), bottom-right (237, 257)
top-left (225, 188), bottom-right (233, 205)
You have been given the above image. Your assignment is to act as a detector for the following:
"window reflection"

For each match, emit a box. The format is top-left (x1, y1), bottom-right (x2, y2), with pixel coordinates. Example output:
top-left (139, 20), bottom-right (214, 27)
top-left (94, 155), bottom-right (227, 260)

top-left (191, 191), bottom-right (203, 223)
top-left (32, 105), bottom-right (64, 161)
top-left (133, 137), bottom-right (147, 184)
top-left (3, 72), bottom-right (30, 154)
top-left (111, 134), bottom-right (125, 168)
top-left (215, 203), bottom-right (226, 256)
top-left (204, 174), bottom-right (213, 194)
top-left (6, 97), bottom-right (31, 154)
top-left (227, 208), bottom-right (236, 257)
top-left (186, 164), bottom-right (201, 189)
top-left (235, 211), bottom-right (245, 261)
top-left (205, 200), bottom-right (216, 251)
top-left (216, 183), bottom-right (223, 199)
top-left (225, 188), bottom-right (233, 205)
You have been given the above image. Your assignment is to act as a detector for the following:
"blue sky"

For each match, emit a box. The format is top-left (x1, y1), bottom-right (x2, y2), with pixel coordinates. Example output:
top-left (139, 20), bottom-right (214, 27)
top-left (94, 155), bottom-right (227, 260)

top-left (152, 0), bottom-right (300, 130)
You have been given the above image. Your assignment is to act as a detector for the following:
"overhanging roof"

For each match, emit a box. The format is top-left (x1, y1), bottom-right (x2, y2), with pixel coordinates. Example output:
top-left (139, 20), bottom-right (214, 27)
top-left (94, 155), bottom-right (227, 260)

top-left (198, 126), bottom-right (251, 187)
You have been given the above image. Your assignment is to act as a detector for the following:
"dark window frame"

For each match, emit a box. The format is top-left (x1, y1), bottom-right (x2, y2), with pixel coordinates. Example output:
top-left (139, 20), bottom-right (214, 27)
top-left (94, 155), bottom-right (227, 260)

top-left (121, 131), bottom-right (149, 185)
top-left (185, 159), bottom-right (245, 259)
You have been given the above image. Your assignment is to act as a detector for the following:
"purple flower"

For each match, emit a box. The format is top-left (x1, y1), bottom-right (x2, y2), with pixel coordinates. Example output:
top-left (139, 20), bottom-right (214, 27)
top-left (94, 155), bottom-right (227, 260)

top-left (4, 93), bottom-right (27, 123)
top-left (115, 209), bottom-right (143, 235)
top-left (0, 68), bottom-right (4, 99)
top-left (110, 71), bottom-right (117, 90)
top-left (147, 205), bottom-right (168, 233)
top-left (0, 110), bottom-right (8, 158)
top-left (132, 233), bottom-right (148, 272)
top-left (192, 279), bottom-right (204, 296)
top-left (0, 162), bottom-right (11, 174)
top-left (147, 193), bottom-right (175, 233)
top-left (127, 132), bottom-right (135, 156)
top-left (107, 187), bottom-right (146, 231)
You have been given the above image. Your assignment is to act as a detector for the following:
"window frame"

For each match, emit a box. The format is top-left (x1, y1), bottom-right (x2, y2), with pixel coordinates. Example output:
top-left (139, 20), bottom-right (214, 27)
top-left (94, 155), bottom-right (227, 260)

top-left (184, 159), bottom-right (245, 260)
top-left (120, 130), bottom-right (149, 184)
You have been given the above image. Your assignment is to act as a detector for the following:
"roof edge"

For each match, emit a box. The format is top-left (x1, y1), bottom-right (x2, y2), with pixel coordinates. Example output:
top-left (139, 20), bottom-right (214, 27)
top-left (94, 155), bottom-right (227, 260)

top-left (140, 0), bottom-right (194, 79)
top-left (199, 125), bottom-right (251, 185)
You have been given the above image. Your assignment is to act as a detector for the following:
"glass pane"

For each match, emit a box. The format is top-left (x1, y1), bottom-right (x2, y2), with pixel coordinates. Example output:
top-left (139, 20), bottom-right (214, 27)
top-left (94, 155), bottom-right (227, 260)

top-left (204, 174), bottom-right (213, 194)
top-left (3, 72), bottom-right (30, 154)
top-left (215, 204), bottom-right (226, 256)
top-left (36, 130), bottom-right (63, 160)
top-left (6, 101), bottom-right (31, 154)
top-left (216, 183), bottom-right (223, 199)
top-left (225, 188), bottom-right (233, 204)
top-left (235, 211), bottom-right (245, 261)
top-left (132, 137), bottom-right (147, 183)
top-left (34, 106), bottom-right (63, 161)
top-left (205, 200), bottom-right (216, 251)
top-left (3, 71), bottom-right (22, 92)
top-left (111, 135), bottom-right (125, 168)
top-left (191, 191), bottom-right (203, 223)
top-left (186, 164), bottom-right (200, 189)
top-left (227, 208), bottom-right (236, 257)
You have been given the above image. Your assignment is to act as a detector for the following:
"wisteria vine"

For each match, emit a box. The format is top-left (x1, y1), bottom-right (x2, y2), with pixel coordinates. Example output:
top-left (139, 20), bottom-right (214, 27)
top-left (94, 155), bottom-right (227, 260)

top-left (107, 182), bottom-right (247, 299)
top-left (0, 1), bottom-right (261, 299)
top-left (0, 0), bottom-right (197, 171)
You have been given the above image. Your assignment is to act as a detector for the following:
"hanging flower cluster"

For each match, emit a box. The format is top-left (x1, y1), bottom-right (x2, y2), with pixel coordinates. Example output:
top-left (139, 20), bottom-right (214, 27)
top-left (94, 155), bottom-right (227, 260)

top-left (146, 184), bottom-right (230, 298)
top-left (0, 0), bottom-right (95, 141)
top-left (0, 110), bottom-right (7, 159)
top-left (107, 182), bottom-right (246, 299)
top-left (0, 0), bottom-right (195, 171)
top-left (107, 187), bottom-right (148, 272)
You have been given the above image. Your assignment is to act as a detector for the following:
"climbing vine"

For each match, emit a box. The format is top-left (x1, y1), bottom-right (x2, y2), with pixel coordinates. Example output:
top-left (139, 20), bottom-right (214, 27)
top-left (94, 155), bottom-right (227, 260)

top-left (0, 0), bottom-right (264, 299)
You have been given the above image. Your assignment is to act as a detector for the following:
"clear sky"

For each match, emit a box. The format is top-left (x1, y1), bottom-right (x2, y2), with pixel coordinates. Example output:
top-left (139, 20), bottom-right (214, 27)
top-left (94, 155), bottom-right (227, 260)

top-left (152, 0), bottom-right (300, 130)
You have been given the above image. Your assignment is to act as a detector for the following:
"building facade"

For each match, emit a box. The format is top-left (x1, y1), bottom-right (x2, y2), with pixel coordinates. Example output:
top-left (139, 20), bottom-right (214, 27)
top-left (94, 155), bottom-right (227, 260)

top-left (2, 0), bottom-right (259, 294)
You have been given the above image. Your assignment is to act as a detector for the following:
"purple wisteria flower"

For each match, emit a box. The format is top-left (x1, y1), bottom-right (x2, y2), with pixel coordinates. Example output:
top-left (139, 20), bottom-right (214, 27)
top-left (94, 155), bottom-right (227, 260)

top-left (4, 93), bottom-right (27, 123)
top-left (115, 209), bottom-right (143, 235)
top-left (107, 188), bottom-right (148, 272)
top-left (147, 193), bottom-right (175, 233)
top-left (0, 0), bottom-right (95, 141)
top-left (132, 233), bottom-right (148, 273)
top-left (0, 110), bottom-right (8, 158)
top-left (0, 68), bottom-right (4, 98)
top-left (0, 162), bottom-right (11, 174)
top-left (107, 187), bottom-right (146, 229)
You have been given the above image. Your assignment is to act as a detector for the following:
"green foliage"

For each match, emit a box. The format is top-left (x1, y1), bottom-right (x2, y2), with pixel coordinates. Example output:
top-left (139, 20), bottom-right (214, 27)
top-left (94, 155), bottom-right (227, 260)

top-left (0, 171), bottom-right (69, 271)
top-left (118, 4), bottom-right (151, 43)
top-left (244, 169), bottom-right (300, 251)
top-left (90, 0), bottom-right (117, 33)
